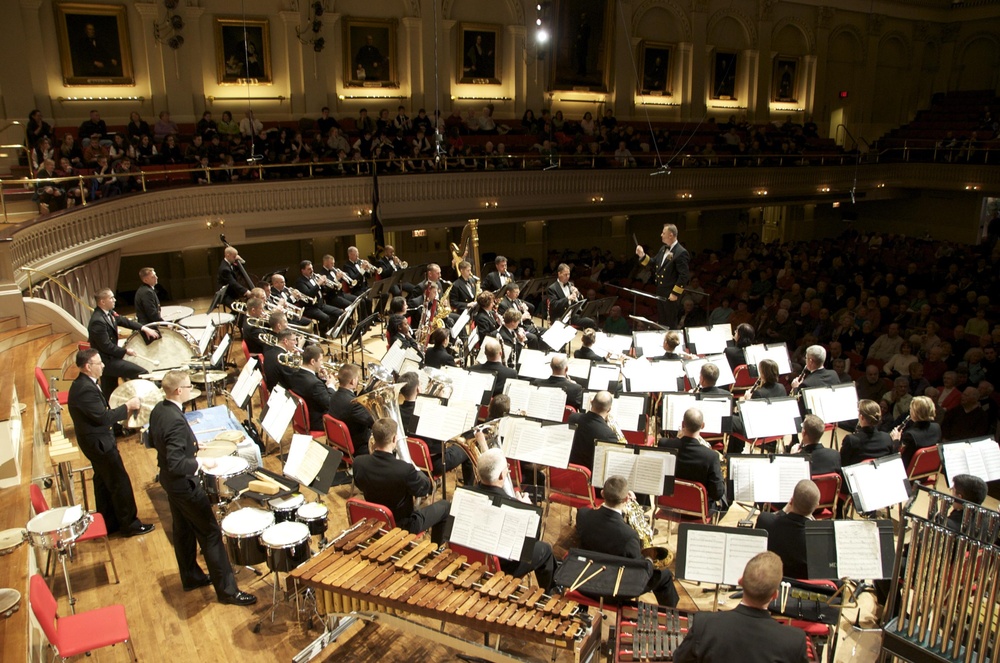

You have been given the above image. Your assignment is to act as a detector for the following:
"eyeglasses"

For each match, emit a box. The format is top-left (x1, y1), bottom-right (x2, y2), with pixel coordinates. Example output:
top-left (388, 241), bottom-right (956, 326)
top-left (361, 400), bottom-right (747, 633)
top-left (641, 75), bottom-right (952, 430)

top-left (179, 383), bottom-right (193, 389)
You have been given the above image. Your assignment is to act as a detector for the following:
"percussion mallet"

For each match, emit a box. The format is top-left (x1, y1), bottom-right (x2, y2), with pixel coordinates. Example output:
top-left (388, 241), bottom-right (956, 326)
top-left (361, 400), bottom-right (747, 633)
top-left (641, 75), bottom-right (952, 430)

top-left (613, 566), bottom-right (624, 597)
top-left (568, 560), bottom-right (592, 594)
top-left (571, 565), bottom-right (606, 593)
top-left (133, 353), bottom-right (161, 366)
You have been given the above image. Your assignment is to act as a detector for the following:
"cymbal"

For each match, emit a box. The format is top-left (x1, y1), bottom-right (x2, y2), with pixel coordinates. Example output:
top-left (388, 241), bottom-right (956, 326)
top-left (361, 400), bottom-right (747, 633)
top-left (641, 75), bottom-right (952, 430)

top-left (198, 439), bottom-right (237, 458)
top-left (189, 370), bottom-right (228, 384)
top-left (181, 388), bottom-right (202, 404)
top-left (109, 379), bottom-right (163, 429)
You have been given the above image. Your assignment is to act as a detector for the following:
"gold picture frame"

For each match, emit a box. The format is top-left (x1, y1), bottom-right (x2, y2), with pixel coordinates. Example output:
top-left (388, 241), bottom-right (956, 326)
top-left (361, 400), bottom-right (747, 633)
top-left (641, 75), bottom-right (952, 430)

top-left (549, 0), bottom-right (614, 92)
top-left (458, 23), bottom-right (501, 85)
top-left (638, 41), bottom-right (672, 96)
top-left (54, 2), bottom-right (135, 86)
top-left (343, 17), bottom-right (398, 88)
top-left (214, 17), bottom-right (273, 85)
top-left (772, 56), bottom-right (799, 103)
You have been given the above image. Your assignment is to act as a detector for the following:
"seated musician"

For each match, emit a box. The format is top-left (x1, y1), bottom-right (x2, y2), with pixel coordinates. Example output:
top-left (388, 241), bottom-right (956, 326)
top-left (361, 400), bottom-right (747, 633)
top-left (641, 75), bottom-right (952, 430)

top-left (448, 260), bottom-right (478, 313)
top-left (386, 297), bottom-right (422, 354)
top-left (497, 281), bottom-right (535, 322)
top-left (566, 390), bottom-right (616, 471)
top-left (318, 254), bottom-right (357, 309)
top-left (471, 449), bottom-right (556, 590)
top-left (790, 345), bottom-right (840, 392)
top-left (262, 329), bottom-right (299, 390)
top-left (354, 418), bottom-right (451, 543)
top-left (576, 475), bottom-right (679, 607)
top-left (754, 479), bottom-right (819, 579)
top-left (531, 353), bottom-right (584, 410)
top-left (473, 291), bottom-right (503, 338)
top-left (295, 260), bottom-right (345, 337)
top-left (340, 246), bottom-right (371, 316)
top-left (482, 255), bottom-right (515, 295)
top-left (397, 372), bottom-right (474, 485)
top-left (728, 358), bottom-right (788, 454)
top-left (268, 273), bottom-right (311, 328)
top-left (574, 328), bottom-right (603, 362)
top-left (135, 267), bottom-right (163, 325)
top-left (725, 323), bottom-right (755, 370)
top-left (423, 328), bottom-right (457, 369)
top-left (891, 395), bottom-right (941, 469)
top-left (498, 307), bottom-right (541, 352)
top-left (328, 363), bottom-right (374, 457)
top-left (409, 262), bottom-right (445, 308)
top-left (789, 414), bottom-right (842, 476)
top-left (946, 474), bottom-right (990, 536)
top-left (87, 288), bottom-right (160, 401)
top-left (673, 552), bottom-right (808, 663)
top-left (286, 345), bottom-right (335, 432)
top-left (469, 338), bottom-right (517, 394)
top-left (658, 408), bottom-right (727, 509)
top-left (241, 297), bottom-right (267, 356)
top-left (661, 331), bottom-right (685, 360)
top-left (839, 399), bottom-right (895, 468)
top-left (546, 263), bottom-right (596, 329)
top-left (694, 363), bottom-right (729, 395)
top-left (375, 245), bottom-right (418, 298)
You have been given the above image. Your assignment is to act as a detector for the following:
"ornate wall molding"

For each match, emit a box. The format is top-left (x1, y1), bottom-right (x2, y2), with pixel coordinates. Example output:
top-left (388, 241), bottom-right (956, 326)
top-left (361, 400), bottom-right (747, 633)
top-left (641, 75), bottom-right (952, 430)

top-left (707, 8), bottom-right (758, 49)
top-left (771, 15), bottom-right (816, 55)
top-left (631, 0), bottom-right (692, 41)
top-left (443, 0), bottom-right (523, 24)
top-left (827, 24), bottom-right (868, 61)
top-left (879, 30), bottom-right (914, 64)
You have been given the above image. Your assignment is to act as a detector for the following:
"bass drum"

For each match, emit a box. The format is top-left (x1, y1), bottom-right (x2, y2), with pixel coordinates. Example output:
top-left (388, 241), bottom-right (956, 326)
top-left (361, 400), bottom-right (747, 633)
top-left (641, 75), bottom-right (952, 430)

top-left (123, 327), bottom-right (198, 372)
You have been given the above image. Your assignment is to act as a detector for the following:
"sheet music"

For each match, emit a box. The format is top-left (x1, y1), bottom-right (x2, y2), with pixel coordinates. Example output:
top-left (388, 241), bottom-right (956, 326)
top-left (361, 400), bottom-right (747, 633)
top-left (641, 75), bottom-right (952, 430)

top-left (592, 331), bottom-right (634, 356)
top-left (632, 331), bottom-right (666, 358)
top-left (502, 425), bottom-right (573, 468)
top-left (198, 324), bottom-right (216, 356)
top-left (803, 385), bottom-right (859, 424)
top-left (588, 363), bottom-right (621, 391)
top-left (741, 398), bottom-right (802, 438)
top-left (231, 357), bottom-right (262, 408)
top-left (498, 416), bottom-right (541, 446)
top-left (381, 339), bottom-right (407, 373)
top-left (467, 328), bottom-right (480, 352)
top-left (210, 333), bottom-right (230, 366)
top-left (942, 438), bottom-right (1000, 486)
top-left (465, 371), bottom-right (497, 405)
top-left (476, 340), bottom-right (511, 364)
top-left (516, 350), bottom-right (551, 380)
top-left (503, 379), bottom-right (534, 416)
top-left (834, 520), bottom-right (884, 579)
top-left (722, 534), bottom-right (769, 586)
top-left (662, 394), bottom-right (732, 434)
top-left (682, 529), bottom-right (728, 584)
top-left (525, 386), bottom-right (568, 422)
top-left (686, 325), bottom-right (732, 355)
top-left (415, 399), bottom-right (477, 441)
top-left (602, 450), bottom-right (669, 496)
top-left (261, 385), bottom-right (296, 442)
top-left (542, 321), bottom-right (578, 351)
top-left (400, 357), bottom-right (421, 376)
top-left (449, 488), bottom-right (541, 560)
top-left (496, 505), bottom-right (540, 560)
top-left (451, 308), bottom-right (472, 339)
top-left (624, 358), bottom-right (685, 393)
top-left (566, 357), bottom-right (592, 380)
top-left (744, 343), bottom-right (793, 375)
top-left (591, 441), bottom-right (623, 487)
top-left (283, 434), bottom-right (329, 486)
top-left (683, 354), bottom-right (735, 387)
top-left (612, 395), bottom-right (646, 432)
top-left (842, 457), bottom-right (909, 512)
top-left (730, 456), bottom-right (810, 503)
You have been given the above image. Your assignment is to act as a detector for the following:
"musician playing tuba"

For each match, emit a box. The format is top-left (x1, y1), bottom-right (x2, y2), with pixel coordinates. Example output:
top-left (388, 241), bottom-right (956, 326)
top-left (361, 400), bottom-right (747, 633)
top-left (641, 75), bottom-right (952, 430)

top-left (576, 475), bottom-right (680, 606)
top-left (397, 372), bottom-right (474, 484)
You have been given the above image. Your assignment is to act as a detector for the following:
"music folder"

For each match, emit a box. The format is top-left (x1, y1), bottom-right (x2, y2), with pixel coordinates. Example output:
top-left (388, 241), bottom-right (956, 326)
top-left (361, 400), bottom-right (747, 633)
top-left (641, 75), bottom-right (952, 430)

top-left (676, 524), bottom-right (769, 586)
top-left (685, 324), bottom-right (732, 356)
top-left (280, 434), bottom-right (344, 497)
top-left (727, 454), bottom-right (811, 504)
top-left (802, 383), bottom-right (859, 424)
top-left (805, 519), bottom-right (895, 580)
top-left (841, 454), bottom-right (911, 513)
top-left (661, 392), bottom-right (733, 435)
top-left (231, 357), bottom-right (262, 409)
top-left (445, 487), bottom-right (543, 564)
top-left (740, 397), bottom-right (802, 438)
top-left (592, 441), bottom-right (677, 496)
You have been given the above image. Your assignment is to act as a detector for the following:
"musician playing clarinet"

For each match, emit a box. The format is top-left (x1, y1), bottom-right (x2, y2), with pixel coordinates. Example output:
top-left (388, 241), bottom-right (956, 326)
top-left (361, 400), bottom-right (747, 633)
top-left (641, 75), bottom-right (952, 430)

top-left (218, 246), bottom-right (248, 307)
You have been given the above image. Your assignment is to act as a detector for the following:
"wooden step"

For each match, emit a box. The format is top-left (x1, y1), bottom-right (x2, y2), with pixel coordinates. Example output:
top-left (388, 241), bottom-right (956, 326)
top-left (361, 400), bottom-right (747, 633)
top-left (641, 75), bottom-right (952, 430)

top-left (38, 333), bottom-right (76, 380)
top-left (0, 323), bottom-right (52, 353)
top-left (0, 316), bottom-right (20, 333)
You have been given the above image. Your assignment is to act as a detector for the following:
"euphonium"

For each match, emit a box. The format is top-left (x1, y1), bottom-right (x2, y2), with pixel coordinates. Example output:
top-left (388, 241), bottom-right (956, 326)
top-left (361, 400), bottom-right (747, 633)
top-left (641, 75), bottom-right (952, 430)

top-left (607, 414), bottom-right (628, 444)
top-left (352, 383), bottom-right (413, 465)
top-left (622, 499), bottom-right (671, 569)
top-left (462, 419), bottom-right (515, 498)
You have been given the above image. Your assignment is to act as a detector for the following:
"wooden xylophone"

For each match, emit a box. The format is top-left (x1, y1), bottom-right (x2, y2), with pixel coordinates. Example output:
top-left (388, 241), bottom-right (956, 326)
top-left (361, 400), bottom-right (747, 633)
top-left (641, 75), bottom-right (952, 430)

top-left (289, 520), bottom-right (597, 658)
top-left (615, 603), bottom-right (690, 662)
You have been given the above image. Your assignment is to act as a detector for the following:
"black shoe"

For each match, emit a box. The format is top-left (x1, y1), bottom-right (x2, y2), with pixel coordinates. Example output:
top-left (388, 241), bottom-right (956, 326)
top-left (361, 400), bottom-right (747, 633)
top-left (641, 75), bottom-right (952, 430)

top-left (219, 591), bottom-right (257, 606)
top-left (123, 523), bottom-right (155, 537)
top-left (183, 577), bottom-right (212, 591)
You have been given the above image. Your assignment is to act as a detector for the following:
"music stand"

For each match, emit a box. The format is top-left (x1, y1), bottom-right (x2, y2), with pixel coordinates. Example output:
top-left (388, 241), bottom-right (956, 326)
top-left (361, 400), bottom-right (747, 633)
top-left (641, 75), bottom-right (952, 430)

top-left (399, 263), bottom-right (426, 286)
top-left (207, 285), bottom-right (228, 314)
top-left (329, 289), bottom-right (370, 347)
top-left (579, 296), bottom-right (617, 323)
top-left (342, 312), bottom-right (381, 372)
top-left (629, 315), bottom-right (668, 331)
top-left (621, 286), bottom-right (666, 319)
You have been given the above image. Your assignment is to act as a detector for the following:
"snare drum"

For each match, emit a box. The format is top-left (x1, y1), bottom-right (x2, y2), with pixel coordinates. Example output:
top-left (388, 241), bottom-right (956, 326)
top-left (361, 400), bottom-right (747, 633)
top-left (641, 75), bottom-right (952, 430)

top-left (160, 305), bottom-right (194, 322)
top-left (295, 502), bottom-right (329, 537)
top-left (221, 507), bottom-right (274, 567)
top-left (25, 506), bottom-right (90, 551)
top-left (268, 494), bottom-right (305, 523)
top-left (200, 456), bottom-right (249, 503)
top-left (260, 522), bottom-right (311, 573)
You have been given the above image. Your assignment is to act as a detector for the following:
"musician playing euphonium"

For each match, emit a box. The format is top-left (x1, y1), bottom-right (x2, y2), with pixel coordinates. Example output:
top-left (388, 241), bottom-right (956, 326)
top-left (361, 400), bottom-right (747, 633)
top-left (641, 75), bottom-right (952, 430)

top-left (566, 390), bottom-right (617, 471)
top-left (576, 475), bottom-right (679, 606)
top-left (397, 372), bottom-right (474, 485)
top-left (471, 448), bottom-right (556, 591)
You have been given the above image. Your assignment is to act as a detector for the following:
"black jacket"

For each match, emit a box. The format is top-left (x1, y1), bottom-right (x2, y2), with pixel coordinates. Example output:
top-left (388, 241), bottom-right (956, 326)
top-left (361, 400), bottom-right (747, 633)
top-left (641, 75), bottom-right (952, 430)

top-left (576, 505), bottom-right (643, 560)
top-left (354, 449), bottom-right (432, 526)
top-left (67, 375), bottom-right (128, 456)
top-left (469, 360), bottom-right (517, 396)
top-left (328, 387), bottom-right (374, 453)
top-left (449, 278), bottom-right (477, 312)
top-left (641, 242), bottom-right (691, 299)
top-left (574, 347), bottom-right (603, 362)
top-left (674, 604), bottom-right (807, 663)
top-left (87, 308), bottom-right (141, 361)
top-left (134, 284), bottom-right (162, 325)
top-left (483, 270), bottom-right (514, 294)
top-left (840, 426), bottom-right (895, 467)
top-left (473, 309), bottom-right (501, 337)
top-left (424, 345), bottom-right (456, 369)
top-left (657, 436), bottom-right (726, 501)
top-left (286, 368), bottom-right (333, 432)
top-left (755, 511), bottom-right (810, 579)
top-left (796, 443), bottom-right (842, 477)
top-left (149, 400), bottom-right (200, 494)
top-left (262, 345), bottom-right (296, 391)
top-left (217, 259), bottom-right (248, 305)
top-left (531, 375), bottom-right (584, 411)
top-left (899, 421), bottom-right (941, 469)
top-left (566, 410), bottom-right (616, 471)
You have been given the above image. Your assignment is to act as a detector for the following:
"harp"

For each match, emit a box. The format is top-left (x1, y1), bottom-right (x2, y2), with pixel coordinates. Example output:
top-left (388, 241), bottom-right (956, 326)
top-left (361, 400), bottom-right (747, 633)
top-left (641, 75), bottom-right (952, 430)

top-left (449, 218), bottom-right (481, 277)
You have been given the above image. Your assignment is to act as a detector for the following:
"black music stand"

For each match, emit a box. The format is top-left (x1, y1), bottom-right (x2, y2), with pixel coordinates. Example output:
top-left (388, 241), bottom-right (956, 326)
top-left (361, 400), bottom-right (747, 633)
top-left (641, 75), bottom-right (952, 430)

top-left (367, 277), bottom-right (399, 335)
top-left (620, 286), bottom-right (666, 319)
top-left (329, 288), bottom-right (370, 342)
top-left (628, 315), bottom-right (668, 331)
top-left (342, 312), bottom-right (381, 374)
top-left (399, 263), bottom-right (426, 286)
top-left (579, 296), bottom-right (616, 323)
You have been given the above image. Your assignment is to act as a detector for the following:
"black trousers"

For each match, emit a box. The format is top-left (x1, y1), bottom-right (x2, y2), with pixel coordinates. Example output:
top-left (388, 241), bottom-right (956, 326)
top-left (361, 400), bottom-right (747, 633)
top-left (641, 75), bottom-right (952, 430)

top-left (303, 303), bottom-right (344, 336)
top-left (500, 540), bottom-right (556, 591)
top-left (431, 445), bottom-right (475, 485)
top-left (164, 483), bottom-right (239, 599)
top-left (100, 357), bottom-right (145, 401)
top-left (649, 568), bottom-right (680, 607)
top-left (656, 294), bottom-right (679, 328)
top-left (400, 500), bottom-right (451, 544)
top-left (82, 444), bottom-right (139, 534)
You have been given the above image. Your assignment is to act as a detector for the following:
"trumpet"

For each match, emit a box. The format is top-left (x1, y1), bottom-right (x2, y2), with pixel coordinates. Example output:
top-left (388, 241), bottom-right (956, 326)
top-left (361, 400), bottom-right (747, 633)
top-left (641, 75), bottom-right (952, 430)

top-left (288, 287), bottom-right (317, 306)
top-left (267, 295), bottom-right (304, 318)
top-left (320, 270), bottom-right (357, 290)
top-left (359, 259), bottom-right (382, 275)
top-left (278, 351), bottom-right (341, 377)
top-left (391, 255), bottom-right (409, 270)
top-left (608, 414), bottom-right (628, 444)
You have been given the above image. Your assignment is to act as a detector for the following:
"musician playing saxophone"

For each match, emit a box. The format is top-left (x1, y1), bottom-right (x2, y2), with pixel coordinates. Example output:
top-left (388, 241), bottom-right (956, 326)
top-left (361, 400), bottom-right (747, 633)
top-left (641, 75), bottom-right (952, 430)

top-left (470, 449), bottom-right (556, 591)
top-left (566, 390), bottom-right (616, 471)
top-left (576, 475), bottom-right (679, 606)
top-left (397, 372), bottom-right (474, 484)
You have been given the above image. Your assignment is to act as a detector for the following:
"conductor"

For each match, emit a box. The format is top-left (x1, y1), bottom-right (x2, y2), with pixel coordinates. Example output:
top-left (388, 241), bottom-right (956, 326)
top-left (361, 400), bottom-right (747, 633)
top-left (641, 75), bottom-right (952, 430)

top-left (635, 224), bottom-right (690, 327)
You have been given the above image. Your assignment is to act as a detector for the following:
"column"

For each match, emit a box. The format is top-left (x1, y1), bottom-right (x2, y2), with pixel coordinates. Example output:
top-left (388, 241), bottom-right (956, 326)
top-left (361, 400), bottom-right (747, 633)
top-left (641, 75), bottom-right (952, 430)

top-left (400, 17), bottom-right (423, 108)
top-left (279, 10), bottom-right (304, 115)
top-left (689, 9), bottom-right (708, 119)
top-left (181, 6), bottom-right (206, 117)
top-left (7, 0), bottom-right (43, 118)
top-left (611, 0), bottom-right (636, 116)
top-left (508, 25), bottom-right (527, 119)
top-left (753, 21), bottom-right (773, 124)
top-left (813, 8), bottom-right (833, 128)
top-left (678, 43), bottom-right (693, 117)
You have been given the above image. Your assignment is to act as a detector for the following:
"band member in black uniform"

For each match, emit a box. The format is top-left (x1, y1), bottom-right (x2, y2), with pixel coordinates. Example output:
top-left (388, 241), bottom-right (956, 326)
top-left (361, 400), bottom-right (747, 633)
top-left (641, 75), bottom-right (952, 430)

top-left (340, 246), bottom-right (372, 317)
top-left (789, 414), bottom-right (842, 477)
top-left (728, 359), bottom-right (788, 454)
top-left (473, 291), bottom-right (503, 338)
top-left (424, 328), bottom-right (457, 369)
top-left (531, 353), bottom-right (584, 410)
top-left (577, 475), bottom-right (679, 606)
top-left (497, 282), bottom-right (537, 326)
top-left (295, 260), bottom-right (344, 337)
top-left (658, 408), bottom-right (727, 508)
top-left (88, 288), bottom-right (160, 400)
top-left (149, 370), bottom-right (256, 605)
top-left (635, 224), bottom-right (690, 328)
top-left (726, 323), bottom-right (755, 370)
top-left (574, 329), bottom-right (604, 362)
top-left (317, 254), bottom-right (357, 310)
top-left (328, 364), bottom-right (374, 456)
top-left (694, 363), bottom-right (729, 395)
top-left (286, 344), bottom-right (336, 432)
top-left (134, 267), bottom-right (162, 325)
top-left (790, 345), bottom-right (840, 392)
top-left (891, 395), bottom-right (941, 469)
top-left (218, 246), bottom-right (249, 307)
top-left (840, 399), bottom-right (895, 467)
top-left (546, 263), bottom-right (596, 329)
top-left (396, 372), bottom-right (474, 484)
top-left (67, 349), bottom-right (153, 536)
top-left (498, 308), bottom-right (538, 359)
top-left (268, 274), bottom-right (312, 328)
top-left (375, 245), bottom-right (418, 297)
top-left (241, 297), bottom-right (266, 356)
top-left (566, 390), bottom-right (616, 470)
top-left (661, 331), bottom-right (685, 360)
top-left (469, 338), bottom-right (517, 395)
top-left (262, 329), bottom-right (299, 391)
top-left (449, 261), bottom-right (478, 313)
top-left (483, 255), bottom-right (515, 294)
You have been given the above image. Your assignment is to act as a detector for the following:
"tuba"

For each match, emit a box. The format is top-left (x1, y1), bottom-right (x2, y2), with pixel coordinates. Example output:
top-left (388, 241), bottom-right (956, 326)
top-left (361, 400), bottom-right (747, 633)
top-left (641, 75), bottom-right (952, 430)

top-left (622, 499), bottom-right (672, 569)
top-left (352, 383), bottom-right (414, 466)
top-left (455, 419), bottom-right (516, 498)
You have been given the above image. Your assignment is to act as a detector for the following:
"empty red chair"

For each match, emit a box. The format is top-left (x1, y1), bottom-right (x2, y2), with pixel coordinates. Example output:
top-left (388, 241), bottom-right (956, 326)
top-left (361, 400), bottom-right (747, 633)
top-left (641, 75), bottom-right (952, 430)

top-left (907, 446), bottom-right (941, 486)
top-left (448, 541), bottom-right (502, 573)
top-left (655, 479), bottom-right (714, 528)
top-left (546, 464), bottom-right (602, 522)
top-left (346, 496), bottom-right (395, 530)
top-left (810, 472), bottom-right (842, 520)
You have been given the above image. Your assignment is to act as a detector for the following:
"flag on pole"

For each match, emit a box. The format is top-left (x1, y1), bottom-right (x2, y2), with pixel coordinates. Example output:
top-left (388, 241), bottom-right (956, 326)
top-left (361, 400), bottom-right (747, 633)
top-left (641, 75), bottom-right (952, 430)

top-left (370, 166), bottom-right (385, 258)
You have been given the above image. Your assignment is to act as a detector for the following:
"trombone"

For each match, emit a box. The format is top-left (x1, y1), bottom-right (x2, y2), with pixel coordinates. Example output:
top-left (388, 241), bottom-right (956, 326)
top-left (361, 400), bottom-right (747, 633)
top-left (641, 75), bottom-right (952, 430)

top-left (247, 314), bottom-right (338, 348)
top-left (277, 351), bottom-right (342, 380)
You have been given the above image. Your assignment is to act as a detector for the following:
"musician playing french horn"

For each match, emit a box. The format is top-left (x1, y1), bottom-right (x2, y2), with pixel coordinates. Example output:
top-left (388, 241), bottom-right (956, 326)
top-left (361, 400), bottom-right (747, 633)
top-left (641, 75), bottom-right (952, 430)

top-left (397, 372), bottom-right (474, 484)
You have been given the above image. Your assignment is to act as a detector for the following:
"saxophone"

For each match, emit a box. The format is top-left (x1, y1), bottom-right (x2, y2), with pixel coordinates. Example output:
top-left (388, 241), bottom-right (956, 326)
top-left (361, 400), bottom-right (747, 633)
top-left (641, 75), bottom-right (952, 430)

top-left (432, 282), bottom-right (454, 331)
top-left (622, 499), bottom-right (672, 569)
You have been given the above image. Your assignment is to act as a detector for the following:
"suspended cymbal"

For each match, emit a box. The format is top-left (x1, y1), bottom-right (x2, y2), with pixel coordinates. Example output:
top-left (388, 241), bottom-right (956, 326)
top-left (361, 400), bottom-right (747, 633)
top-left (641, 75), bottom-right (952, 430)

top-left (189, 370), bottom-right (228, 384)
top-left (181, 387), bottom-right (202, 404)
top-left (109, 379), bottom-right (164, 429)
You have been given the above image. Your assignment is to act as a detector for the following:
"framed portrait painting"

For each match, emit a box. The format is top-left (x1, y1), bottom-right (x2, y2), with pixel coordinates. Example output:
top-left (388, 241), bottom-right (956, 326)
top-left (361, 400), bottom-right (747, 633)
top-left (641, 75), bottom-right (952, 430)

top-left (711, 50), bottom-right (738, 100)
top-left (549, 0), bottom-right (614, 92)
top-left (343, 18), bottom-right (398, 88)
top-left (638, 41), bottom-right (672, 95)
top-left (214, 17), bottom-right (273, 85)
top-left (772, 56), bottom-right (799, 102)
top-left (54, 2), bottom-right (134, 86)
top-left (459, 23), bottom-right (501, 85)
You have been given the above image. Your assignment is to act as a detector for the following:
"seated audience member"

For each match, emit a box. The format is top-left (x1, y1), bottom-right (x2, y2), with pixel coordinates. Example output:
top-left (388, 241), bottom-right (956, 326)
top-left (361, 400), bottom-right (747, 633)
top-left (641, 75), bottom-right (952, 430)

top-left (354, 418), bottom-right (450, 543)
top-left (790, 414), bottom-right (841, 476)
top-left (881, 377), bottom-right (914, 429)
top-left (754, 479), bottom-right (819, 580)
top-left (658, 408), bottom-right (726, 507)
top-left (674, 551), bottom-right (808, 663)
top-left (603, 305), bottom-right (631, 335)
top-left (892, 395), bottom-right (941, 469)
top-left (840, 399), bottom-right (895, 467)
top-left (577, 475), bottom-right (679, 607)
top-left (855, 364), bottom-right (887, 402)
top-left (941, 387), bottom-right (991, 441)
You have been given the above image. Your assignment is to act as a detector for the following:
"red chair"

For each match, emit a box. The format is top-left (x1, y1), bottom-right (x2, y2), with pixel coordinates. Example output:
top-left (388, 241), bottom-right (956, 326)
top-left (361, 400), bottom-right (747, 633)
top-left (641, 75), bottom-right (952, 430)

top-left (345, 497), bottom-right (395, 530)
top-left (730, 364), bottom-right (756, 396)
top-left (323, 414), bottom-right (357, 469)
top-left (545, 464), bottom-right (602, 522)
top-left (448, 541), bottom-right (502, 574)
top-left (30, 484), bottom-right (119, 584)
top-left (562, 405), bottom-right (578, 423)
top-left (655, 479), bottom-right (715, 529)
top-left (906, 445), bottom-right (941, 486)
top-left (810, 472), bottom-right (842, 520)
top-left (726, 431), bottom-right (784, 455)
top-left (406, 436), bottom-right (441, 495)
top-left (240, 339), bottom-right (251, 361)
top-left (30, 574), bottom-right (137, 662)
top-left (35, 367), bottom-right (69, 406)
top-left (287, 390), bottom-right (325, 438)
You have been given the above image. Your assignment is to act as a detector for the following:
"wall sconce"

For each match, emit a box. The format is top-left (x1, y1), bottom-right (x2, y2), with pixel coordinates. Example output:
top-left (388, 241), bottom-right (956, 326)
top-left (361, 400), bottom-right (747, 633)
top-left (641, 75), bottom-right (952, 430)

top-left (965, 184), bottom-right (981, 191)
top-left (205, 218), bottom-right (225, 229)
top-left (819, 186), bottom-right (830, 193)
top-left (153, 0), bottom-right (185, 49)
top-left (483, 201), bottom-right (499, 208)
top-left (356, 209), bottom-right (373, 216)
top-left (755, 189), bottom-right (768, 196)
top-left (678, 193), bottom-right (693, 199)
top-left (876, 183), bottom-right (886, 189)
top-left (295, 1), bottom-right (328, 52)
top-left (590, 196), bottom-right (604, 203)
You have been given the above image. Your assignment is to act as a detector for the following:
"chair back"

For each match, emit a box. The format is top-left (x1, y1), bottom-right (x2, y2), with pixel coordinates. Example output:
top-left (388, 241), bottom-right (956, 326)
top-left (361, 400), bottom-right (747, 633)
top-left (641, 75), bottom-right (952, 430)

top-left (257, 376), bottom-right (271, 408)
top-left (34, 367), bottom-right (52, 399)
top-left (345, 497), bottom-right (396, 529)
top-left (240, 339), bottom-right (251, 361)
top-left (907, 445), bottom-right (941, 484)
top-left (810, 472), bottom-right (841, 520)
top-left (29, 575), bottom-right (60, 647)
top-left (406, 437), bottom-right (437, 481)
top-left (288, 390), bottom-right (310, 435)
top-left (30, 483), bottom-right (49, 515)
top-left (562, 405), bottom-right (577, 423)
top-left (730, 364), bottom-right (756, 393)
top-left (547, 464), bottom-right (599, 509)
top-left (507, 458), bottom-right (523, 490)
top-left (655, 479), bottom-right (710, 524)
top-left (448, 541), bottom-right (501, 573)
top-left (323, 414), bottom-right (356, 462)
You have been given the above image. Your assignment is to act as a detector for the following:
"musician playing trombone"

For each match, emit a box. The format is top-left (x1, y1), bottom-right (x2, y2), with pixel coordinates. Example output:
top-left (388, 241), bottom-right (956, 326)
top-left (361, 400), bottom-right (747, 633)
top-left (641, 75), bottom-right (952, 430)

top-left (88, 288), bottom-right (160, 401)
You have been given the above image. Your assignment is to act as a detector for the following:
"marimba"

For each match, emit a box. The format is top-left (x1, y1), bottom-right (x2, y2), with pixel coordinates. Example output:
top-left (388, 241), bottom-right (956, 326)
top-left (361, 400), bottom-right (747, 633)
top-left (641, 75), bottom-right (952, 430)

top-left (615, 603), bottom-right (690, 662)
top-left (289, 520), bottom-right (598, 662)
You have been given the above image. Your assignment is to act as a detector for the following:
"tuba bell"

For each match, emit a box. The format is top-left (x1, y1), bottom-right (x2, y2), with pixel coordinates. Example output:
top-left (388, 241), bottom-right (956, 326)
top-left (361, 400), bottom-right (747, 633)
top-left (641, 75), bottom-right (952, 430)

top-left (352, 383), bottom-right (413, 466)
top-left (622, 498), bottom-right (672, 569)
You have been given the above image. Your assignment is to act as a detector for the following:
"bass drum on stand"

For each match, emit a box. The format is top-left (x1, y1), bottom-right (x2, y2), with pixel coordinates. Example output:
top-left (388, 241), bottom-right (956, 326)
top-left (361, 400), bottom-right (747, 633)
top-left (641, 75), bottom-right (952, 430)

top-left (123, 327), bottom-right (199, 372)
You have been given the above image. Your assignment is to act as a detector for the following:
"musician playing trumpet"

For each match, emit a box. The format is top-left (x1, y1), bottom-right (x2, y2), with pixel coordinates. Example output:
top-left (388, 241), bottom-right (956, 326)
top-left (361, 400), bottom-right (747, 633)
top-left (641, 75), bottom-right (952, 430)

top-left (341, 246), bottom-right (371, 317)
top-left (262, 329), bottom-right (299, 391)
top-left (286, 345), bottom-right (336, 432)
top-left (295, 260), bottom-right (345, 337)
top-left (376, 244), bottom-right (418, 297)
top-left (269, 274), bottom-right (312, 328)
top-left (317, 254), bottom-right (357, 310)
top-left (241, 297), bottom-right (267, 355)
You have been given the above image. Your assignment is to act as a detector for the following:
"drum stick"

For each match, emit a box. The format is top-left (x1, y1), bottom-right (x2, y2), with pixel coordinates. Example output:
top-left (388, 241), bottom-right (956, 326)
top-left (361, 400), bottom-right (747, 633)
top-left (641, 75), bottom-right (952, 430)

top-left (197, 427), bottom-right (227, 435)
top-left (569, 565), bottom-right (605, 593)
top-left (132, 353), bottom-right (161, 366)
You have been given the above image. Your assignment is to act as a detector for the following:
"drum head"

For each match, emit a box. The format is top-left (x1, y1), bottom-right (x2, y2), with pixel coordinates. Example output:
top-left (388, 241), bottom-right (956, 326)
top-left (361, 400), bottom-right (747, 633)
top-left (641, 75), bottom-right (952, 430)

top-left (160, 305), bottom-right (194, 322)
top-left (214, 430), bottom-right (245, 444)
top-left (0, 529), bottom-right (26, 556)
top-left (202, 455), bottom-right (249, 477)
top-left (261, 521), bottom-right (310, 547)
top-left (180, 312), bottom-right (235, 328)
top-left (296, 502), bottom-right (329, 519)
top-left (198, 440), bottom-right (237, 459)
top-left (109, 380), bottom-right (164, 428)
top-left (26, 506), bottom-right (83, 535)
top-left (222, 508), bottom-right (274, 537)
top-left (0, 588), bottom-right (21, 617)
top-left (124, 327), bottom-right (198, 371)
top-left (268, 494), bottom-right (304, 511)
